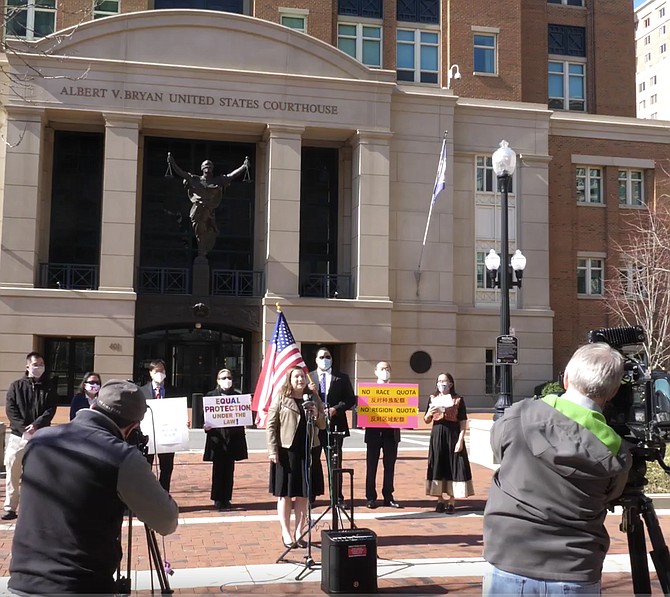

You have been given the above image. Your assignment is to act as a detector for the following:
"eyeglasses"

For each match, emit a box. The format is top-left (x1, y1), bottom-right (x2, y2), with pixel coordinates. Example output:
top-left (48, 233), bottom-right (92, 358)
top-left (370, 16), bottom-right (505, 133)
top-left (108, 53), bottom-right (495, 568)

top-left (218, 376), bottom-right (232, 380)
top-left (317, 355), bottom-right (331, 360)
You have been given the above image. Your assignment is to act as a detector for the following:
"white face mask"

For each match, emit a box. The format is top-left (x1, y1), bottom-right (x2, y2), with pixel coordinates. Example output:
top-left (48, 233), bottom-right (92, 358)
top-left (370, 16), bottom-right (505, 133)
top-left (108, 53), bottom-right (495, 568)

top-left (84, 382), bottom-right (100, 395)
top-left (29, 365), bottom-right (45, 379)
top-left (437, 382), bottom-right (449, 393)
top-left (152, 371), bottom-right (166, 384)
top-left (378, 370), bottom-right (391, 382)
top-left (218, 379), bottom-right (233, 390)
top-left (318, 358), bottom-right (332, 371)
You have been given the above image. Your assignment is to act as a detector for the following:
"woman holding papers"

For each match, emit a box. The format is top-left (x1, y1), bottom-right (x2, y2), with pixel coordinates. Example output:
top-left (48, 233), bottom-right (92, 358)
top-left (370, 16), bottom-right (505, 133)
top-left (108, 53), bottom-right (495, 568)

top-left (266, 367), bottom-right (326, 549)
top-left (424, 372), bottom-right (474, 513)
top-left (203, 369), bottom-right (248, 511)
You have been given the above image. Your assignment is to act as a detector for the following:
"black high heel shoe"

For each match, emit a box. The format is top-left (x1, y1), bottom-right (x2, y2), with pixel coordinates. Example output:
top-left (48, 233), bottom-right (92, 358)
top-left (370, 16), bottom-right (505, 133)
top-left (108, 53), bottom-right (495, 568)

top-left (282, 537), bottom-right (295, 549)
top-left (294, 539), bottom-right (307, 548)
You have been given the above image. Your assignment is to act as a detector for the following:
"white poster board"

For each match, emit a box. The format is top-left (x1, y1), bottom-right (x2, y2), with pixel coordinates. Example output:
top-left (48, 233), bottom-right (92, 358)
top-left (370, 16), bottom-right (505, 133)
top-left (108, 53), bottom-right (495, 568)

top-left (203, 393), bottom-right (252, 428)
top-left (140, 397), bottom-right (190, 455)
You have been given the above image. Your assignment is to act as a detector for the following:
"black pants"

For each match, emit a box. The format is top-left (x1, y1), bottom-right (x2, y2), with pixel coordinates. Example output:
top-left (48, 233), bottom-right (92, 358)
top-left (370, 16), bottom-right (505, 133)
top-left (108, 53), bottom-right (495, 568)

top-left (211, 453), bottom-right (235, 502)
top-left (146, 452), bottom-right (175, 493)
top-left (365, 436), bottom-right (398, 502)
top-left (318, 429), bottom-right (345, 501)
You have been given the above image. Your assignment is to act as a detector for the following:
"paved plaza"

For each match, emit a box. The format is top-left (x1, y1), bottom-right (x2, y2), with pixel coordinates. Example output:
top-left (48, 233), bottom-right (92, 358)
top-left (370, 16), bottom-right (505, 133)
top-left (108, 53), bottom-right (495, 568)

top-left (0, 424), bottom-right (668, 595)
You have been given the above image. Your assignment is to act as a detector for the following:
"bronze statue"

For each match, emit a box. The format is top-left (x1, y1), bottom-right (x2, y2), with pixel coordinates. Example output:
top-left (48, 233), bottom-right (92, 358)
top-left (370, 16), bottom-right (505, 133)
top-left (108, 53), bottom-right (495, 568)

top-left (167, 153), bottom-right (250, 258)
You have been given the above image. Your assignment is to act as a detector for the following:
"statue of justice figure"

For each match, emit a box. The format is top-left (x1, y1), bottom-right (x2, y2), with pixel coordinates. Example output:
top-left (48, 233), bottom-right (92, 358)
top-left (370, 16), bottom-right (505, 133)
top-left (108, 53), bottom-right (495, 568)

top-left (167, 153), bottom-right (250, 258)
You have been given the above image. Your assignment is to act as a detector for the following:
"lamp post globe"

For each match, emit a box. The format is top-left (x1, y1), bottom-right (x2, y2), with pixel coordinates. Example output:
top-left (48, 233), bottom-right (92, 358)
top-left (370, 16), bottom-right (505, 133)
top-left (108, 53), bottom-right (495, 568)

top-left (492, 140), bottom-right (517, 177)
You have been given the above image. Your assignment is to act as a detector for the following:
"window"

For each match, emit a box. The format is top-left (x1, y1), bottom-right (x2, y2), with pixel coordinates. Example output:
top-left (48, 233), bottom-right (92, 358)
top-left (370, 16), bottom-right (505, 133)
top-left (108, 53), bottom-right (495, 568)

top-left (154, 0), bottom-right (245, 11)
top-left (44, 338), bottom-right (95, 406)
top-left (397, 0), bottom-right (439, 24)
top-left (645, 35), bottom-right (651, 45)
top-left (474, 33), bottom-right (496, 74)
top-left (619, 170), bottom-right (644, 206)
top-left (651, 112), bottom-right (658, 119)
top-left (651, 75), bottom-right (657, 85)
top-left (577, 258), bottom-right (603, 296)
top-left (660, 6), bottom-right (666, 17)
top-left (485, 349), bottom-right (500, 395)
top-left (547, 0), bottom-right (584, 5)
top-left (639, 82), bottom-right (646, 92)
top-left (644, 17), bottom-right (651, 27)
top-left (576, 167), bottom-right (602, 204)
top-left (5, 0), bottom-right (56, 39)
top-left (651, 94), bottom-right (658, 104)
top-left (661, 43), bottom-right (667, 53)
top-left (548, 60), bottom-right (585, 111)
top-left (476, 252), bottom-right (497, 289)
top-left (338, 0), bottom-right (382, 19)
top-left (338, 23), bottom-right (382, 67)
top-left (639, 100), bottom-right (646, 111)
top-left (548, 25), bottom-right (586, 57)
top-left (396, 29), bottom-right (439, 83)
top-left (645, 53), bottom-right (651, 62)
top-left (93, 0), bottom-right (119, 18)
top-left (662, 25), bottom-right (667, 35)
top-left (280, 11), bottom-right (307, 32)
top-left (618, 264), bottom-right (647, 298)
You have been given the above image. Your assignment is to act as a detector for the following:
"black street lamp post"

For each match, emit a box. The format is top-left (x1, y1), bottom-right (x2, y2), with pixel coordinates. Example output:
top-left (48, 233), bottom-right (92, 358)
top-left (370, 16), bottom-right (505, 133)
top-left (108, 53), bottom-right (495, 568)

top-left (485, 141), bottom-right (526, 421)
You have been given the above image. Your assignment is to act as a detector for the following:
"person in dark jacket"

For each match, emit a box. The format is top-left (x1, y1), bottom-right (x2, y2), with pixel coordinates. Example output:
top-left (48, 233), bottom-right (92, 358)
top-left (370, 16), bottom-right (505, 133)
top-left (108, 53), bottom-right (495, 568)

top-left (8, 379), bottom-right (178, 595)
top-left (364, 361), bottom-right (402, 509)
top-left (3, 352), bottom-right (58, 521)
top-left (203, 368), bottom-right (248, 511)
top-left (307, 346), bottom-right (356, 504)
top-left (140, 358), bottom-right (180, 492)
top-left (483, 343), bottom-right (632, 595)
top-left (69, 371), bottom-right (102, 420)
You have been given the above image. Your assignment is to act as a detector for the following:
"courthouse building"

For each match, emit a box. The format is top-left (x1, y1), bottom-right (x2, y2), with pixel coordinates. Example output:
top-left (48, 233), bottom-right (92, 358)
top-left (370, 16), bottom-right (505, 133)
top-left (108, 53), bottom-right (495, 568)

top-left (0, 0), bottom-right (668, 408)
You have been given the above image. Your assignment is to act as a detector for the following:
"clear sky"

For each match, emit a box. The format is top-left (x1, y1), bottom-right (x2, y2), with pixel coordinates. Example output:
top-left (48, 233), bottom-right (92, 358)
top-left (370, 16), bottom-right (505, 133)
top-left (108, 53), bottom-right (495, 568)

top-left (634, 0), bottom-right (645, 7)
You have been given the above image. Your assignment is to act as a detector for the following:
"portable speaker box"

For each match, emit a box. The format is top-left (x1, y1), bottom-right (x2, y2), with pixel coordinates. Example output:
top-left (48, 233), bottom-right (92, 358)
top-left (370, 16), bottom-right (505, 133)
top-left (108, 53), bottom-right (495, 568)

top-left (321, 528), bottom-right (378, 594)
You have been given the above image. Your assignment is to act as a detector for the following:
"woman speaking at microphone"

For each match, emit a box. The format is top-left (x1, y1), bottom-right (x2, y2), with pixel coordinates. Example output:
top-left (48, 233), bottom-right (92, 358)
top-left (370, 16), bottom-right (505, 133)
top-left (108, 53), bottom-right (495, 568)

top-left (266, 367), bottom-right (326, 548)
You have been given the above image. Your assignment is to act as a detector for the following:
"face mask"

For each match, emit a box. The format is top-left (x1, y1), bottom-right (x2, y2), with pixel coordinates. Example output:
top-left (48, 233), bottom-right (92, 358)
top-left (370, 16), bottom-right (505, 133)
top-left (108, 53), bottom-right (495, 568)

top-left (318, 358), bottom-right (332, 371)
top-left (84, 382), bottom-right (100, 394)
top-left (152, 372), bottom-right (166, 384)
top-left (29, 366), bottom-right (45, 379)
top-left (437, 383), bottom-right (449, 393)
top-left (218, 379), bottom-right (233, 390)
top-left (378, 370), bottom-right (390, 382)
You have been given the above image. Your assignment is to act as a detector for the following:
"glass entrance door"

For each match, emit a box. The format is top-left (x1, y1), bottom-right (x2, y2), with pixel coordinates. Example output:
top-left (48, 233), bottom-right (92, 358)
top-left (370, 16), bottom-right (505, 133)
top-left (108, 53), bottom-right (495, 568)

top-left (134, 328), bottom-right (248, 401)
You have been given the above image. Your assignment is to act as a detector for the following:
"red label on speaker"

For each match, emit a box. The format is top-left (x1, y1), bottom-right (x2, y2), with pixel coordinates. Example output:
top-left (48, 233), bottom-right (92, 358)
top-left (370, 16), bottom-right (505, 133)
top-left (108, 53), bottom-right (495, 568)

top-left (348, 545), bottom-right (367, 558)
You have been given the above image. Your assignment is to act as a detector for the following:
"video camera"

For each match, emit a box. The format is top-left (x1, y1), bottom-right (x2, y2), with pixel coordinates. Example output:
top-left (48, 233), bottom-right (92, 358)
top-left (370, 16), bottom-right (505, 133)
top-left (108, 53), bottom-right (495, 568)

top-left (587, 325), bottom-right (670, 448)
top-left (126, 427), bottom-right (150, 457)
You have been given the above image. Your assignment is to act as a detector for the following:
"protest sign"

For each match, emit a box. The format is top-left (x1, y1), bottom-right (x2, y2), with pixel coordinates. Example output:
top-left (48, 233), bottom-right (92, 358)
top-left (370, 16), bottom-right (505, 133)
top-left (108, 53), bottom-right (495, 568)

top-left (203, 393), bottom-right (252, 428)
top-left (356, 383), bottom-right (419, 429)
top-left (141, 397), bottom-right (190, 454)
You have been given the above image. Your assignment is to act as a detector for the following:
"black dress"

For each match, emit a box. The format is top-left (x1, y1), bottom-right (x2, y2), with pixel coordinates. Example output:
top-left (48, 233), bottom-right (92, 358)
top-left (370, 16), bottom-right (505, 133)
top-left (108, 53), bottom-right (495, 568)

top-left (269, 398), bottom-right (325, 498)
top-left (425, 395), bottom-right (474, 498)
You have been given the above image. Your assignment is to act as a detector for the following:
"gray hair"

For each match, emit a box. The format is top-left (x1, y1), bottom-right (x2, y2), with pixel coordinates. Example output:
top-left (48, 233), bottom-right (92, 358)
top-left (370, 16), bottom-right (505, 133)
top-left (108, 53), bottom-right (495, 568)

top-left (564, 343), bottom-right (625, 402)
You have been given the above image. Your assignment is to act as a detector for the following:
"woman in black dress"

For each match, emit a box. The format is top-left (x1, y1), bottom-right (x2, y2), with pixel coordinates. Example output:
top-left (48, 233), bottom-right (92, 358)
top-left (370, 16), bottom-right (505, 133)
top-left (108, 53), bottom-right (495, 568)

top-left (266, 367), bottom-right (326, 548)
top-left (424, 372), bottom-right (474, 513)
top-left (203, 368), bottom-right (248, 511)
top-left (69, 372), bottom-right (102, 420)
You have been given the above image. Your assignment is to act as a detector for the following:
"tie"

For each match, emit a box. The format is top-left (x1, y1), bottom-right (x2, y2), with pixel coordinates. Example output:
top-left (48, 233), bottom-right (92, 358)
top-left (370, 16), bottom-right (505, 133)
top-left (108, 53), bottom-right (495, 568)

top-left (155, 385), bottom-right (161, 400)
top-left (320, 373), bottom-right (327, 399)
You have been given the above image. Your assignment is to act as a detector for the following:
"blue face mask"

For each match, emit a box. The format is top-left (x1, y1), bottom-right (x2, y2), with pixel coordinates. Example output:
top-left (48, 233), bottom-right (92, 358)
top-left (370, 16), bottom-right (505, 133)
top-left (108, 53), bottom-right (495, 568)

top-left (318, 358), bottom-right (332, 371)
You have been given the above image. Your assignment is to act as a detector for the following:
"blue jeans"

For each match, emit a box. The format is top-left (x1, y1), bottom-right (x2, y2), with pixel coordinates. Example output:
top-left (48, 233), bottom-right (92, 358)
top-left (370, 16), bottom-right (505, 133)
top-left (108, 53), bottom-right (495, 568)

top-left (483, 565), bottom-right (601, 596)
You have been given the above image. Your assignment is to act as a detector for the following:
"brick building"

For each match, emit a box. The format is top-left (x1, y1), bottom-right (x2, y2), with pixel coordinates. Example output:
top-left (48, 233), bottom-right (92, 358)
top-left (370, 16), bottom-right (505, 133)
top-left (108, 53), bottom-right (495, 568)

top-left (0, 0), bottom-right (668, 409)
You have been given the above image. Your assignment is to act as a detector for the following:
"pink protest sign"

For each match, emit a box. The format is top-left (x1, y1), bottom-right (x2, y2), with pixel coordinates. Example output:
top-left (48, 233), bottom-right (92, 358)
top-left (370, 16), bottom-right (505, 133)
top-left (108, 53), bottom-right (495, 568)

top-left (356, 383), bottom-right (419, 429)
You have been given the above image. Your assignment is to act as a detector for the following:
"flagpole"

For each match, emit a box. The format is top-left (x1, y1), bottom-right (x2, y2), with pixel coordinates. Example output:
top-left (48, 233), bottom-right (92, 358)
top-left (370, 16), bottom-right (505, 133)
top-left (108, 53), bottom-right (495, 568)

top-left (415, 131), bottom-right (448, 295)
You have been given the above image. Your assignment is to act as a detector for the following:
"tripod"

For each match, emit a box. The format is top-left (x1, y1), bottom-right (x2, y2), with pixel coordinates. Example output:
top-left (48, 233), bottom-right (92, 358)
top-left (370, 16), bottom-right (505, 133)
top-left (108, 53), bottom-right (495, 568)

top-left (116, 510), bottom-right (173, 595)
top-left (611, 451), bottom-right (670, 596)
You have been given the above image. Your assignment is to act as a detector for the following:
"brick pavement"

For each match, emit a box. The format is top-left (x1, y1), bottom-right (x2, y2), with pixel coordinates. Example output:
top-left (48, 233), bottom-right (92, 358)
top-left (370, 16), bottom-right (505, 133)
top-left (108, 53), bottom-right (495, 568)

top-left (0, 414), bottom-right (668, 595)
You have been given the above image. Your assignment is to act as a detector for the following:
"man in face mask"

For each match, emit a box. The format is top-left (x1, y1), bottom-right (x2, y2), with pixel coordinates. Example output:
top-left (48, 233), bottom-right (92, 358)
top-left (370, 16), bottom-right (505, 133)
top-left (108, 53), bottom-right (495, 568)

top-left (3, 352), bottom-right (58, 520)
top-left (364, 361), bottom-right (402, 509)
top-left (308, 346), bottom-right (356, 506)
top-left (140, 359), bottom-right (178, 492)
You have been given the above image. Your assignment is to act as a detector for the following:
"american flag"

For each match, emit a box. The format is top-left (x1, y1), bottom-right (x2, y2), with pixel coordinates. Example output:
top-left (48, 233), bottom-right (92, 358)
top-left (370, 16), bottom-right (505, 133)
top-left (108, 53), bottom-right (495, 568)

top-left (251, 311), bottom-right (308, 428)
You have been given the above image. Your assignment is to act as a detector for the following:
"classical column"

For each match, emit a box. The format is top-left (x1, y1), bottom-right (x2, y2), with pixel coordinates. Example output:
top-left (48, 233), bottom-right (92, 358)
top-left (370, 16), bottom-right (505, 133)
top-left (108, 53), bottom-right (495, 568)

top-left (263, 123), bottom-right (304, 298)
top-left (350, 130), bottom-right (391, 300)
top-left (0, 107), bottom-right (46, 288)
top-left (98, 114), bottom-right (141, 292)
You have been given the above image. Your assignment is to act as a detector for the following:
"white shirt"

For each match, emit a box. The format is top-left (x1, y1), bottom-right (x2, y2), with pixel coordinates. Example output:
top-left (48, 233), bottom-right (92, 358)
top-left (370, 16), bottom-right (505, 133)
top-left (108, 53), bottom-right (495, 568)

top-left (317, 368), bottom-right (332, 396)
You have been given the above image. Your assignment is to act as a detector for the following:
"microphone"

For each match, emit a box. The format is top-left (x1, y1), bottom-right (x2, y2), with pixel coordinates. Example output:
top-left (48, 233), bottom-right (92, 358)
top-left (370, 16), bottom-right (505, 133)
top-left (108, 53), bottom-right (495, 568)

top-left (303, 394), bottom-right (316, 421)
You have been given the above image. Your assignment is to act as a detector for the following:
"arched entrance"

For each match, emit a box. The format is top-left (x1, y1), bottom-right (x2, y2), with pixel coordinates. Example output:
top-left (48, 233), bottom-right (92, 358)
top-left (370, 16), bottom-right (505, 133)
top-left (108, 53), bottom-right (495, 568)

top-left (134, 327), bottom-right (250, 400)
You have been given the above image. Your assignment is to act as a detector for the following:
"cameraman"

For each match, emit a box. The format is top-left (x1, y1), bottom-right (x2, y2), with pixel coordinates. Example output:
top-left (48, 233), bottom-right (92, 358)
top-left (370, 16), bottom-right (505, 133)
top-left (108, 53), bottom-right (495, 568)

top-left (483, 343), bottom-right (632, 595)
top-left (8, 379), bottom-right (179, 595)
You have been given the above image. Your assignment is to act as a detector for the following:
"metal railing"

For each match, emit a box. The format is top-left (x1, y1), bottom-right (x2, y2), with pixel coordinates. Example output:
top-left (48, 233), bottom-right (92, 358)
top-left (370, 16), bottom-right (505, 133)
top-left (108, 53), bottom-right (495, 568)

top-left (212, 270), bottom-right (264, 297)
top-left (138, 267), bottom-right (190, 294)
top-left (39, 263), bottom-right (99, 290)
top-left (300, 273), bottom-right (352, 298)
